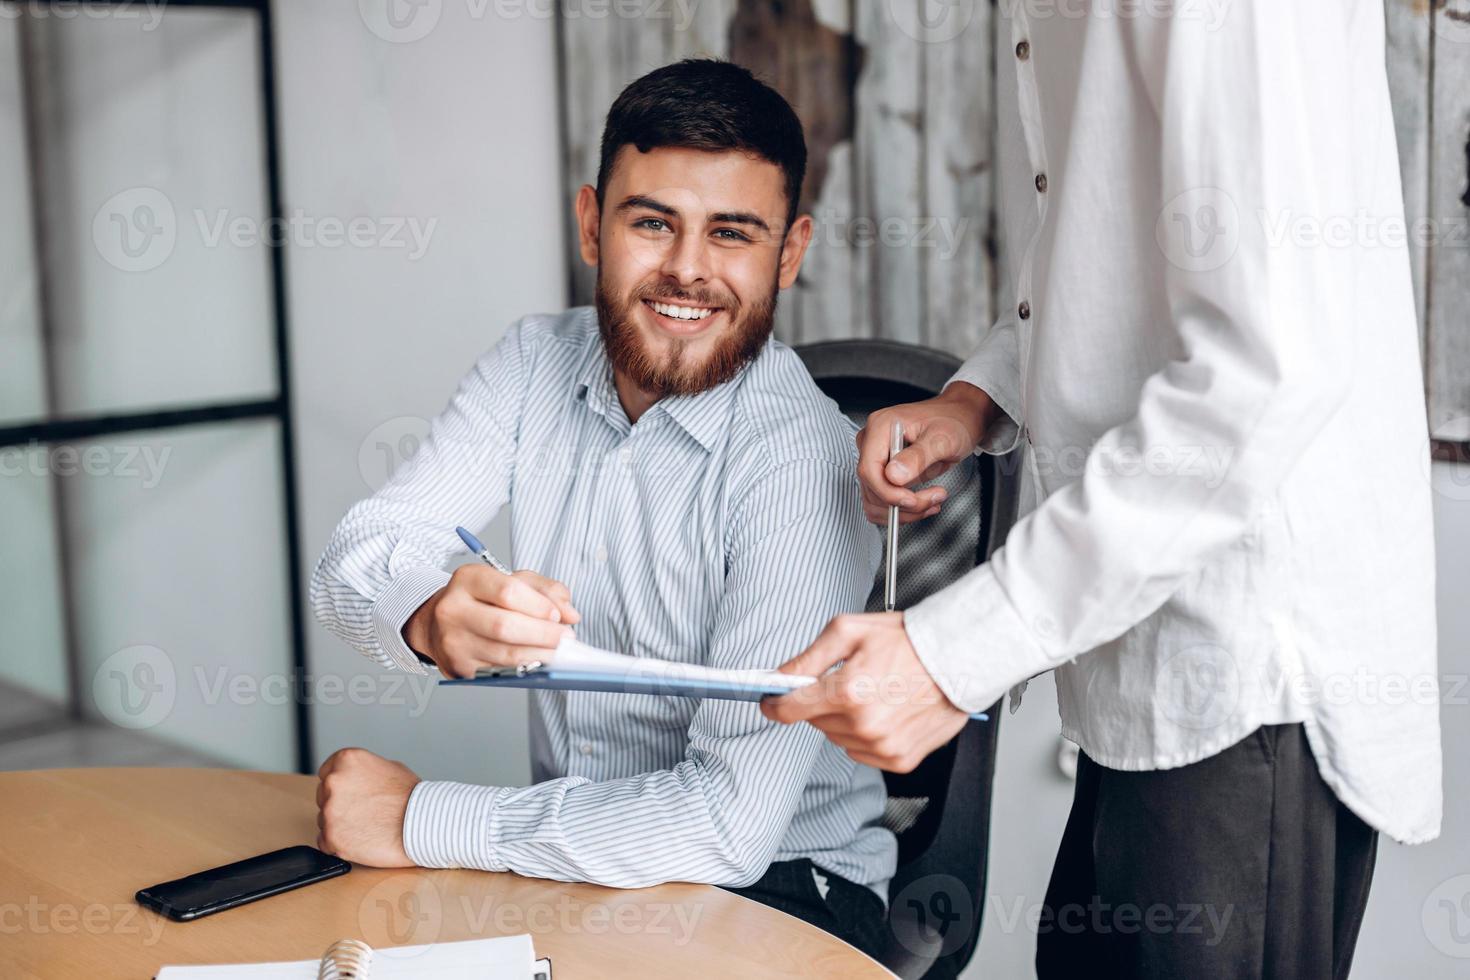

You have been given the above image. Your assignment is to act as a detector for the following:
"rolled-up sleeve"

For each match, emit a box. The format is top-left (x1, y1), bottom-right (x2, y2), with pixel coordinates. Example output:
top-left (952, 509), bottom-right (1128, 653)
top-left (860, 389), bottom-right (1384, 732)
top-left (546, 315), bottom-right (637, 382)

top-left (951, 277), bottom-right (1024, 457)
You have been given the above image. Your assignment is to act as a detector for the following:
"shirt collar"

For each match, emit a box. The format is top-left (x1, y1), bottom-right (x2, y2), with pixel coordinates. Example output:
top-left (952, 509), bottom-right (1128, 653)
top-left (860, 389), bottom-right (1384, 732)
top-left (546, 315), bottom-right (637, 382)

top-left (573, 331), bottom-right (623, 429)
top-left (571, 324), bottom-right (762, 452)
top-left (658, 369), bottom-right (747, 452)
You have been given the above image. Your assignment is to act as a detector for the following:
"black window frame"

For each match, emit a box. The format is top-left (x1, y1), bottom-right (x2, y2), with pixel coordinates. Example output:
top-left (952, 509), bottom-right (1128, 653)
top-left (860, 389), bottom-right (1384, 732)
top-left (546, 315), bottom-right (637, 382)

top-left (2, 0), bottom-right (312, 773)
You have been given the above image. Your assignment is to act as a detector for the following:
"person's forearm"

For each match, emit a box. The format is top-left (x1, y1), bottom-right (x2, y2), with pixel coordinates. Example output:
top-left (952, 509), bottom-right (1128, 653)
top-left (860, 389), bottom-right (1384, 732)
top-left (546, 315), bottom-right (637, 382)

top-left (941, 380), bottom-right (1002, 436)
top-left (401, 587), bottom-right (444, 663)
top-left (403, 739), bottom-right (820, 888)
top-left (947, 333), bottom-right (1025, 456)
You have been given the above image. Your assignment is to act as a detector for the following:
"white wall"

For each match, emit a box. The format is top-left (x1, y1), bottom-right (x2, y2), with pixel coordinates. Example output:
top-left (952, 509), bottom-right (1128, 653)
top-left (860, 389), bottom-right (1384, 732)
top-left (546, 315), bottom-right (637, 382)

top-left (1354, 462), bottom-right (1470, 977)
top-left (274, 3), bottom-right (566, 785)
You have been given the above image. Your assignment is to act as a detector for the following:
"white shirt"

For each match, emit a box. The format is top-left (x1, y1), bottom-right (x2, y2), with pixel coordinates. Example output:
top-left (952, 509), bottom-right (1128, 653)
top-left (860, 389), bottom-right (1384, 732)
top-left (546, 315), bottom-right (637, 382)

top-left (903, 0), bottom-right (1442, 844)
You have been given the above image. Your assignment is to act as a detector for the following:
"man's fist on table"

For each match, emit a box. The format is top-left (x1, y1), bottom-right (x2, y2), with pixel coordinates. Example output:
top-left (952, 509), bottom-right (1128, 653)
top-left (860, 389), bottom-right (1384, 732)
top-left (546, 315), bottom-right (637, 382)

top-left (316, 747), bottom-right (421, 867)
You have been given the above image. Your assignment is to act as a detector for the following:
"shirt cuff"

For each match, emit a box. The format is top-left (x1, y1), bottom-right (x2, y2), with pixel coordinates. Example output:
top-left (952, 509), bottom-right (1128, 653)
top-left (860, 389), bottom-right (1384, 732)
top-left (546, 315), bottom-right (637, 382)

top-left (903, 561), bottom-right (1055, 715)
top-left (948, 358), bottom-right (1023, 456)
top-left (402, 780), bottom-right (510, 870)
top-left (370, 566), bottom-right (452, 674)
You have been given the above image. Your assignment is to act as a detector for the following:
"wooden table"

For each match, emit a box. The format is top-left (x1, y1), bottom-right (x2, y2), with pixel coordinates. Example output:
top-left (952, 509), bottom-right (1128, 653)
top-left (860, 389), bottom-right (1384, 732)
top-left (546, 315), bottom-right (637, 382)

top-left (0, 768), bottom-right (895, 979)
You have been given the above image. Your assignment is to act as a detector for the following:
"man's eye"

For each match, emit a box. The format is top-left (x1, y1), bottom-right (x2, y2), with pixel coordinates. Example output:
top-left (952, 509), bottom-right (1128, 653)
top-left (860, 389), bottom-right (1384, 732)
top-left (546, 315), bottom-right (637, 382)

top-left (634, 218), bottom-right (670, 232)
top-left (713, 228), bottom-right (751, 242)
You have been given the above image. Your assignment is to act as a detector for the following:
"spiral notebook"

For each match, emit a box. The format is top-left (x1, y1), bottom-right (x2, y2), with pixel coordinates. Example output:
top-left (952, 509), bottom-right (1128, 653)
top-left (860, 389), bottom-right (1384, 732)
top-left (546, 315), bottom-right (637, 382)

top-left (155, 935), bottom-right (551, 979)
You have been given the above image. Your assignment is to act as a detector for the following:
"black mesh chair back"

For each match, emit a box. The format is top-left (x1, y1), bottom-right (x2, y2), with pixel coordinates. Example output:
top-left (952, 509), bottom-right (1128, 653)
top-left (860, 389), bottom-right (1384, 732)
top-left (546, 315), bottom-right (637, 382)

top-left (794, 339), bottom-right (1019, 980)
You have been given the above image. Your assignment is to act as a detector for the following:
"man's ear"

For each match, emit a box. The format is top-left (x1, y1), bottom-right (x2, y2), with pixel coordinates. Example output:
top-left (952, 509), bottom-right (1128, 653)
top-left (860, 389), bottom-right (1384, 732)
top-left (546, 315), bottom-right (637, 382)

top-left (777, 213), bottom-right (814, 290)
top-left (574, 185), bottom-right (600, 268)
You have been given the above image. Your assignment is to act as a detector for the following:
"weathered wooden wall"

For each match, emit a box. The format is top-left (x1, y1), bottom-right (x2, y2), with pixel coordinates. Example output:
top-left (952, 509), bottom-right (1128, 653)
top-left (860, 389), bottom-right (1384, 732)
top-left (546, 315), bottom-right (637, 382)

top-left (1425, 0), bottom-right (1470, 445)
top-left (559, 0), bottom-right (1469, 449)
top-left (558, 0), bottom-right (995, 355)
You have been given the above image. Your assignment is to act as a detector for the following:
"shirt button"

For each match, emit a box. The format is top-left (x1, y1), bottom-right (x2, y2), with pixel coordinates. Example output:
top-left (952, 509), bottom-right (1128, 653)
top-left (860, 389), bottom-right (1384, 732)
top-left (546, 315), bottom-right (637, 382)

top-left (579, 742), bottom-right (594, 756)
top-left (593, 545), bottom-right (608, 563)
top-left (1033, 614), bottom-right (1058, 641)
top-left (1015, 39), bottom-right (1030, 61)
top-left (1035, 173), bottom-right (1048, 193)
top-left (1018, 300), bottom-right (1031, 320)
top-left (619, 447), bottom-right (633, 467)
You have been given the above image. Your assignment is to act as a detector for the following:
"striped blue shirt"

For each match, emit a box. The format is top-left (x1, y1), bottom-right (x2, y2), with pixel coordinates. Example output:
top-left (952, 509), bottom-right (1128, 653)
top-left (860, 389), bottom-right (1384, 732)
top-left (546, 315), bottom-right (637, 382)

top-left (311, 307), bottom-right (895, 897)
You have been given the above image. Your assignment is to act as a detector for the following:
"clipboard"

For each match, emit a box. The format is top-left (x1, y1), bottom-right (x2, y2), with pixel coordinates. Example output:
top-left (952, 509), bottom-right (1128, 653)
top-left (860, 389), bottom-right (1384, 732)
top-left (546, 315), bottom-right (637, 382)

top-left (441, 662), bottom-right (989, 719)
top-left (440, 663), bottom-right (807, 702)
top-left (437, 640), bottom-right (988, 718)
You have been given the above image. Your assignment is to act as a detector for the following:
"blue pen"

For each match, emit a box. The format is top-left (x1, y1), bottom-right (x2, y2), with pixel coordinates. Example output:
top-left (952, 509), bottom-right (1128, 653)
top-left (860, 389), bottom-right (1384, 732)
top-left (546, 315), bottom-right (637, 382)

top-left (455, 525), bottom-right (553, 674)
top-left (455, 526), bottom-right (514, 576)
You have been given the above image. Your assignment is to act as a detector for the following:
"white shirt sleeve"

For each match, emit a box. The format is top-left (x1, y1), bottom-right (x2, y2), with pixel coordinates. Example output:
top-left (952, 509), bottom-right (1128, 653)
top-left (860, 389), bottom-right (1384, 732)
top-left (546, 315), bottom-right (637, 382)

top-left (309, 321), bottom-right (529, 673)
top-left (950, 301), bottom-right (1024, 456)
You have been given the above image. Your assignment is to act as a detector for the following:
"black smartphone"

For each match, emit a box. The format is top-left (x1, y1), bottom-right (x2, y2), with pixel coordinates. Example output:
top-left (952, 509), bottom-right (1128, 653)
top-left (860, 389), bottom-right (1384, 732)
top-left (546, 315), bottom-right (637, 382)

top-left (136, 845), bottom-right (350, 921)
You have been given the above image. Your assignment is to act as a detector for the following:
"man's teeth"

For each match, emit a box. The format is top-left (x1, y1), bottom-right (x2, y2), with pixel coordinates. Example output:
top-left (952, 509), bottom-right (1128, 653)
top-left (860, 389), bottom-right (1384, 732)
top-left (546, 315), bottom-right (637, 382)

top-left (649, 301), bottom-right (715, 321)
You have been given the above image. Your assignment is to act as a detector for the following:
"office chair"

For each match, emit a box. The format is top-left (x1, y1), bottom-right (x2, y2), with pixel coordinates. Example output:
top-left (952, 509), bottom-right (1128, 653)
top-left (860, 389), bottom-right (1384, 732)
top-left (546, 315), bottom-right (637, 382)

top-left (794, 339), bottom-right (1021, 980)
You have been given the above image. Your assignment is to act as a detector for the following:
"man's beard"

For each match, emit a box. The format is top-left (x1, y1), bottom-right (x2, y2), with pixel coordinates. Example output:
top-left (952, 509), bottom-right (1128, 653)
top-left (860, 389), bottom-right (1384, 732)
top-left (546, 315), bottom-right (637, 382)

top-left (594, 275), bottom-right (777, 399)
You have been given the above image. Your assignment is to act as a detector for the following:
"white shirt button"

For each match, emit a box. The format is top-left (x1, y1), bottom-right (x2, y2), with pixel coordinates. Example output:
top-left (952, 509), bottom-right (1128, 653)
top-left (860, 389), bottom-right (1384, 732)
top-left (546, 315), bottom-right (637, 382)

top-left (579, 742), bottom-right (594, 756)
top-left (1033, 614), bottom-right (1058, 641)
top-left (593, 545), bottom-right (608, 563)
top-left (619, 447), bottom-right (633, 467)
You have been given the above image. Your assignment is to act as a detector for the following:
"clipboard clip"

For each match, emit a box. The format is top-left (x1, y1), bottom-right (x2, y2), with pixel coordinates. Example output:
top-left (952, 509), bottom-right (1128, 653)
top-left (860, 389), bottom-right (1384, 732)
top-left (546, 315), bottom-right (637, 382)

top-left (476, 660), bottom-right (545, 679)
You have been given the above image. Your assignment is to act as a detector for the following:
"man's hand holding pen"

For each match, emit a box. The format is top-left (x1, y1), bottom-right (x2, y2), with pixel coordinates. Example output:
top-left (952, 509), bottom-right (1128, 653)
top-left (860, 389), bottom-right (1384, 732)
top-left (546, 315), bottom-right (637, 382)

top-left (855, 381), bottom-right (998, 525)
top-left (404, 564), bottom-right (580, 678)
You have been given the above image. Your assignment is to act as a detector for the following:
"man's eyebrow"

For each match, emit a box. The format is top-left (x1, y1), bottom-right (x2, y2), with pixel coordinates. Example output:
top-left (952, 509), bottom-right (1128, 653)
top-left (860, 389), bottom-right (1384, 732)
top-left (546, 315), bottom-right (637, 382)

top-left (710, 210), bottom-right (771, 234)
top-left (616, 194), bottom-right (677, 217)
top-left (616, 195), bottom-right (772, 234)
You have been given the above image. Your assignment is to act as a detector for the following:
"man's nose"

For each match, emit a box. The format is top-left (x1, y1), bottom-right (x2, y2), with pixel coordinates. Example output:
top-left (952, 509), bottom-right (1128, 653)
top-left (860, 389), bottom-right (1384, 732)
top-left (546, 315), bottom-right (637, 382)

top-left (658, 228), bottom-right (712, 288)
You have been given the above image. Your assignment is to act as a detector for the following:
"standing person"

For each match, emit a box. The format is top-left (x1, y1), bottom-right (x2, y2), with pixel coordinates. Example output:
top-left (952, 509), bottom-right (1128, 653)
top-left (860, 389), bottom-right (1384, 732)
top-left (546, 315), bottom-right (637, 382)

top-left (762, 2), bottom-right (1441, 976)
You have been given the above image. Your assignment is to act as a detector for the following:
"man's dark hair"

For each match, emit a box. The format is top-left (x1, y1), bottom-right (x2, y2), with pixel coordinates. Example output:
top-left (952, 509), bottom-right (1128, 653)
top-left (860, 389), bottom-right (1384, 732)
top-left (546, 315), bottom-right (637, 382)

top-left (596, 59), bottom-right (807, 228)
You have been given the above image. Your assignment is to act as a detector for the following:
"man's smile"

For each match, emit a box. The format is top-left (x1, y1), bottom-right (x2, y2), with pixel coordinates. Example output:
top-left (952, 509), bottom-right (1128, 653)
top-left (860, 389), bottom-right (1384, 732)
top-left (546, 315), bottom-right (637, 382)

top-left (641, 297), bottom-right (725, 336)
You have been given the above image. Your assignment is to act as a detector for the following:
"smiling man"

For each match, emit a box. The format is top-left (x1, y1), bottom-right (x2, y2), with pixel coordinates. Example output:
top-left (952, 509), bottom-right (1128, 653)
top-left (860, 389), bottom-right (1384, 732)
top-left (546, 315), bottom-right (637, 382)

top-left (309, 60), bottom-right (895, 956)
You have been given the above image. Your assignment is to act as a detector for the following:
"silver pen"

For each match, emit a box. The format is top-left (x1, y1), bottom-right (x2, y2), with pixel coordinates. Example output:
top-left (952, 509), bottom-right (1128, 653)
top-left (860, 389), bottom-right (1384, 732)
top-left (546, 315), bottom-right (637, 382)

top-left (884, 420), bottom-right (903, 612)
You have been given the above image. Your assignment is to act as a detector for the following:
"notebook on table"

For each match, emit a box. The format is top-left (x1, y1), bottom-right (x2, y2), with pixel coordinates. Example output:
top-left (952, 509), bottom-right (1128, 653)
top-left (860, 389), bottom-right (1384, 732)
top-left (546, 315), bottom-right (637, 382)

top-left (155, 935), bottom-right (551, 979)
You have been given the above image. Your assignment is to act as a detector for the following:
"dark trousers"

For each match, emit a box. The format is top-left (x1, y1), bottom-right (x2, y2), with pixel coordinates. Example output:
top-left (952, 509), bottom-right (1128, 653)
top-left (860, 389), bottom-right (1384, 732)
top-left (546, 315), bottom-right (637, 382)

top-left (723, 858), bottom-right (889, 961)
top-left (1037, 724), bottom-right (1378, 980)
